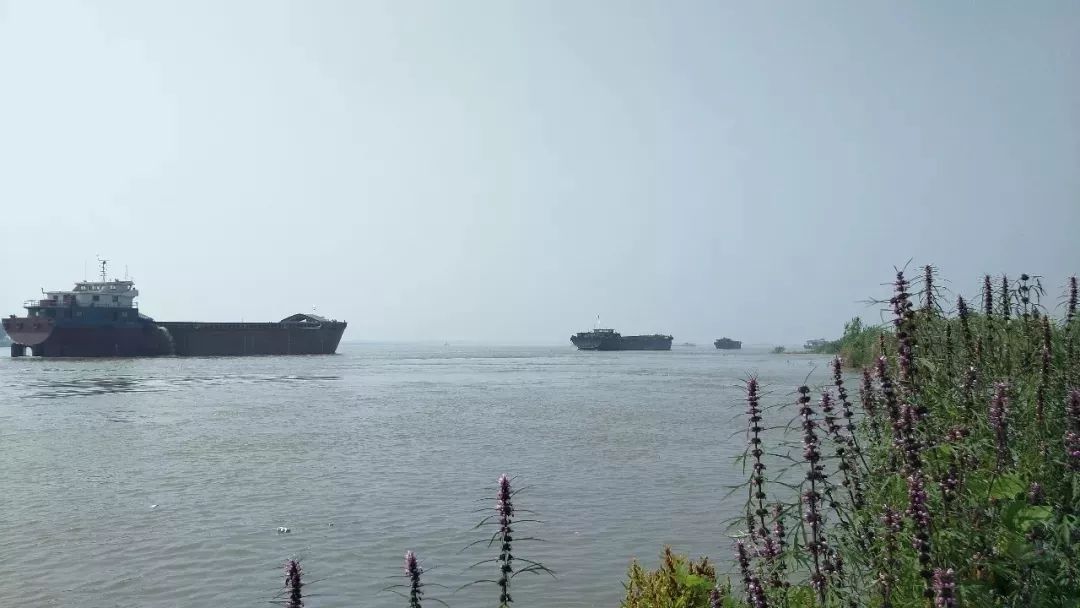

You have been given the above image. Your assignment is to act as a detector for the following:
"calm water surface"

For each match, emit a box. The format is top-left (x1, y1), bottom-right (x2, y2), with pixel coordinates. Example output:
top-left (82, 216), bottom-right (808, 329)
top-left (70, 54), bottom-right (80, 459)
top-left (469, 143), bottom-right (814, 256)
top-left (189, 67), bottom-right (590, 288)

top-left (0, 343), bottom-right (834, 607)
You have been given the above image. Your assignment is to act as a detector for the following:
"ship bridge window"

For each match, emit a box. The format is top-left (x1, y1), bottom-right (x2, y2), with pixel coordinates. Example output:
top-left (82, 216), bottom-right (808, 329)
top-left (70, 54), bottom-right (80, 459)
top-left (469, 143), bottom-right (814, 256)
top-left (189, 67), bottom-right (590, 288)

top-left (92, 295), bottom-right (100, 301)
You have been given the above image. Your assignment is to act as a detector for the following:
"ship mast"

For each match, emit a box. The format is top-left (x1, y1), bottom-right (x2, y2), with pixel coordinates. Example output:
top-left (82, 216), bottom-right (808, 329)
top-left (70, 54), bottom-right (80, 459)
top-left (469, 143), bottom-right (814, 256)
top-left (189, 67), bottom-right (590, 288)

top-left (97, 257), bottom-right (108, 282)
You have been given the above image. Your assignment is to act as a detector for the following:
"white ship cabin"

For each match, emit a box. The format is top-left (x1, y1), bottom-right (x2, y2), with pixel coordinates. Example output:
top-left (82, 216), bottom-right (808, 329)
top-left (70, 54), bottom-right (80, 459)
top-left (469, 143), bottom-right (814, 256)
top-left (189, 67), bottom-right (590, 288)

top-left (38, 280), bottom-right (139, 309)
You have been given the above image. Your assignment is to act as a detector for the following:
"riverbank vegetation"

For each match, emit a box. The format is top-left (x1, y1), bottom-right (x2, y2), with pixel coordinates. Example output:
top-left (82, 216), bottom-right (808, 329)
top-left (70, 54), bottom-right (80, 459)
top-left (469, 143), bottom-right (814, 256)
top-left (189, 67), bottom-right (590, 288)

top-left (644, 267), bottom-right (1080, 607)
top-left (804, 316), bottom-right (886, 368)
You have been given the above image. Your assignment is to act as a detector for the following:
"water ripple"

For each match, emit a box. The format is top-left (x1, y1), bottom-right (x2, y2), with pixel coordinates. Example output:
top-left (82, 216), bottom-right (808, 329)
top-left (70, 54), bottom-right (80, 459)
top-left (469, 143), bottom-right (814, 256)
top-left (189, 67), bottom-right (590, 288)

top-left (0, 344), bottom-right (834, 607)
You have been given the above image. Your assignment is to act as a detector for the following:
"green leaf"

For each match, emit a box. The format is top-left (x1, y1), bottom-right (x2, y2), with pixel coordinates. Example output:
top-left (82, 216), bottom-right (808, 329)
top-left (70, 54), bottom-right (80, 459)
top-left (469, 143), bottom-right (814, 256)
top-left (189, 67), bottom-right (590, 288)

top-left (919, 358), bottom-right (938, 375)
top-left (1013, 505), bottom-right (1054, 532)
top-left (989, 474), bottom-right (1025, 500)
top-left (999, 500), bottom-right (1025, 532)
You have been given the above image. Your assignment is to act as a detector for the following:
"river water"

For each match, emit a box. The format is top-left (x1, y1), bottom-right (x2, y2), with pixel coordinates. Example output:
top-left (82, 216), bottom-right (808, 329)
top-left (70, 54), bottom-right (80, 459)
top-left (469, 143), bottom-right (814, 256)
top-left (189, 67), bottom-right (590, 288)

top-left (0, 343), bottom-right (834, 607)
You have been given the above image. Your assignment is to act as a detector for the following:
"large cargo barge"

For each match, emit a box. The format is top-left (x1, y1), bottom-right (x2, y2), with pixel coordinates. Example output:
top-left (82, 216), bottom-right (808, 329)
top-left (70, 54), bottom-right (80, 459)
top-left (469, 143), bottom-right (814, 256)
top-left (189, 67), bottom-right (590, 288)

top-left (570, 328), bottom-right (673, 351)
top-left (3, 263), bottom-right (346, 357)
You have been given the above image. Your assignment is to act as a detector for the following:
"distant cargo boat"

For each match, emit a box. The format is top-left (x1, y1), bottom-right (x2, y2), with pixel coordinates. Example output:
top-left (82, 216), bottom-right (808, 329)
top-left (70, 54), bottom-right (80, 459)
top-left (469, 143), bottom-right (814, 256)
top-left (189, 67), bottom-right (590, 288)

top-left (571, 328), bottom-right (673, 351)
top-left (804, 338), bottom-right (829, 351)
top-left (714, 337), bottom-right (742, 350)
top-left (3, 262), bottom-right (346, 357)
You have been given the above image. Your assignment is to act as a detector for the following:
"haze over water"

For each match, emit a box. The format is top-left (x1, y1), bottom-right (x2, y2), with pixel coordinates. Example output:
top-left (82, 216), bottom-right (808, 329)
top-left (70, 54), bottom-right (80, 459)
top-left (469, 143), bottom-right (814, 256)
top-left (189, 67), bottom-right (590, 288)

top-left (0, 344), bottom-right (832, 607)
top-left (1, 1), bottom-right (1078, 606)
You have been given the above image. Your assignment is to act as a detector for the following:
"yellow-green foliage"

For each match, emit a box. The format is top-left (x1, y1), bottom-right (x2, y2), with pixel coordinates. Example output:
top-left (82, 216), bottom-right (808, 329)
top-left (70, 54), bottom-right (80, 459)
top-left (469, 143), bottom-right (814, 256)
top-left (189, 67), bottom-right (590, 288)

top-left (813, 316), bottom-right (894, 368)
top-left (621, 547), bottom-right (730, 608)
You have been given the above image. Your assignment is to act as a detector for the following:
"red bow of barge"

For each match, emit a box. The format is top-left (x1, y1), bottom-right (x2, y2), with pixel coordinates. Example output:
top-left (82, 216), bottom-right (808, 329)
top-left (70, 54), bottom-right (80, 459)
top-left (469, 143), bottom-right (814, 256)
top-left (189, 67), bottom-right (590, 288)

top-left (3, 264), bottom-right (346, 358)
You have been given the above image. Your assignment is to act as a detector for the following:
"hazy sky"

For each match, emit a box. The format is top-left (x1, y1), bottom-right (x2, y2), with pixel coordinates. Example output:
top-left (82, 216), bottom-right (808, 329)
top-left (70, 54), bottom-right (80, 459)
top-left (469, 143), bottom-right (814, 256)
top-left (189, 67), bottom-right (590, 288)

top-left (1, 1), bottom-right (1078, 344)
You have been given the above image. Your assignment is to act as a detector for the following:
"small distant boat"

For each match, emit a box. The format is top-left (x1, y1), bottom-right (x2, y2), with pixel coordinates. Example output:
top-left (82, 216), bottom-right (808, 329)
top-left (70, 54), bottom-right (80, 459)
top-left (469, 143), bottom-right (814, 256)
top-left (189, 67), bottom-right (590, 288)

top-left (714, 337), bottom-right (742, 350)
top-left (681, 342), bottom-right (697, 347)
top-left (804, 338), bottom-right (828, 351)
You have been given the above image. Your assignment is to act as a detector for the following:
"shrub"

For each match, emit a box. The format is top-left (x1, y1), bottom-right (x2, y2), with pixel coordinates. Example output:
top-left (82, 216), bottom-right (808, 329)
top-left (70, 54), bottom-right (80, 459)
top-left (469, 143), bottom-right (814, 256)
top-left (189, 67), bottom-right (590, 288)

top-left (621, 548), bottom-right (728, 608)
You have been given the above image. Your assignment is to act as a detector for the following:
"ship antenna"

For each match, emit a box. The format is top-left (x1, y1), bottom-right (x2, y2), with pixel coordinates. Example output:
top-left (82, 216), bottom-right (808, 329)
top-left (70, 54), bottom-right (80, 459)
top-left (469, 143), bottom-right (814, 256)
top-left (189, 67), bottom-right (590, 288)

top-left (595, 314), bottom-right (600, 330)
top-left (98, 258), bottom-right (108, 282)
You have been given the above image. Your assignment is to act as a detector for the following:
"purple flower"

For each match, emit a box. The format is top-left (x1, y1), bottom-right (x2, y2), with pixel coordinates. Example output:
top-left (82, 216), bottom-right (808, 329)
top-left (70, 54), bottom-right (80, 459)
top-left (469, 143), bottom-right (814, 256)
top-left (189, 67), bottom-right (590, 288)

top-left (495, 474), bottom-right (515, 606)
top-left (745, 377), bottom-right (772, 542)
top-left (802, 488), bottom-right (827, 602)
top-left (877, 357), bottom-right (903, 447)
top-left (990, 383), bottom-right (1010, 469)
top-left (1066, 431), bottom-right (1080, 471)
top-left (879, 507), bottom-right (902, 608)
top-left (945, 427), bottom-right (969, 443)
top-left (832, 357), bottom-right (856, 435)
top-left (923, 264), bottom-right (936, 311)
top-left (1001, 275), bottom-right (1011, 321)
top-left (404, 551), bottom-right (423, 608)
top-left (939, 464), bottom-right (959, 503)
top-left (735, 539), bottom-right (753, 592)
top-left (284, 560), bottom-right (303, 608)
top-left (747, 576), bottom-right (769, 608)
top-left (907, 472), bottom-right (931, 530)
top-left (891, 271), bottom-right (917, 394)
top-left (828, 367), bottom-right (865, 508)
top-left (497, 474), bottom-right (513, 519)
top-left (1068, 391), bottom-right (1080, 470)
top-left (957, 295), bottom-right (977, 363)
top-left (1068, 276), bottom-right (1078, 324)
top-left (769, 504), bottom-right (788, 588)
top-left (733, 545), bottom-right (769, 608)
top-left (772, 504), bottom-right (786, 547)
top-left (709, 586), bottom-right (725, 608)
top-left (798, 384), bottom-right (828, 604)
top-left (897, 403), bottom-right (922, 472)
top-left (820, 390), bottom-right (841, 439)
top-left (882, 506), bottom-right (903, 534)
top-left (933, 568), bottom-right (956, 608)
top-left (860, 367), bottom-right (878, 418)
top-left (758, 534), bottom-right (781, 560)
top-left (798, 387), bottom-right (824, 481)
top-left (907, 472), bottom-right (933, 595)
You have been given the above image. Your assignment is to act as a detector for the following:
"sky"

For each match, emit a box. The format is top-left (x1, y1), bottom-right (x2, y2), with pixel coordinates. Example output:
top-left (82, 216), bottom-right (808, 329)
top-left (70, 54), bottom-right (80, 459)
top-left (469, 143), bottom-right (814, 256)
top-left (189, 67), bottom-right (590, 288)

top-left (1, 1), bottom-right (1078, 345)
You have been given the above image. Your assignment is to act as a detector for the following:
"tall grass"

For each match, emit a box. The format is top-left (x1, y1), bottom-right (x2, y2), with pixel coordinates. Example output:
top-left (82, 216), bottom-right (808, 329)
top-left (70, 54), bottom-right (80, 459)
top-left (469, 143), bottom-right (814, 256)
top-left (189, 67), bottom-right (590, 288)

top-left (806, 317), bottom-right (886, 368)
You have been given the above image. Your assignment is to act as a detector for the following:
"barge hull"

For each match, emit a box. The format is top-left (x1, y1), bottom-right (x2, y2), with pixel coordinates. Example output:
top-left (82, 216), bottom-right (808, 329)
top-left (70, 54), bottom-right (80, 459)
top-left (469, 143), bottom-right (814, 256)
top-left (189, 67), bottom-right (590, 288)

top-left (18, 326), bottom-right (173, 357)
top-left (158, 322), bottom-right (346, 356)
top-left (570, 333), bottom-right (673, 351)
